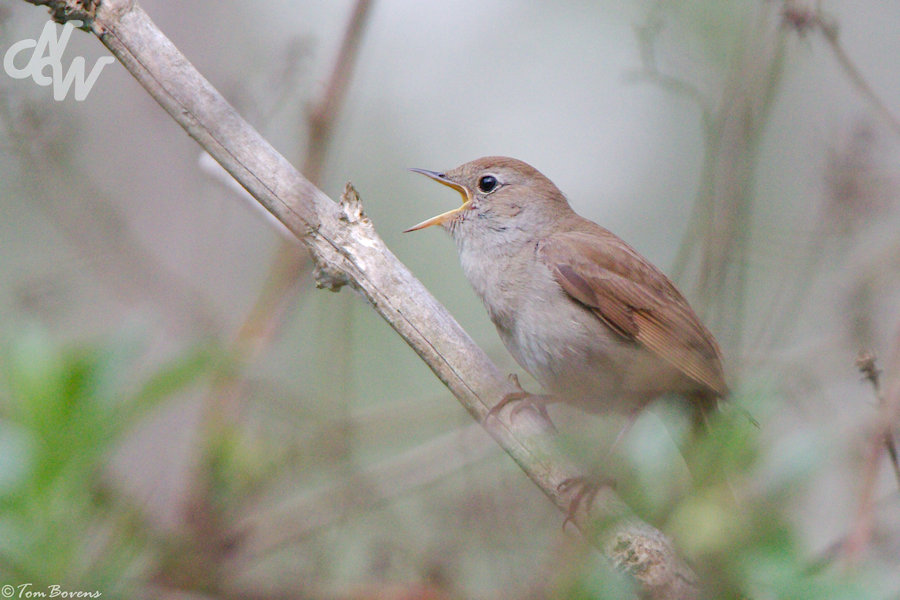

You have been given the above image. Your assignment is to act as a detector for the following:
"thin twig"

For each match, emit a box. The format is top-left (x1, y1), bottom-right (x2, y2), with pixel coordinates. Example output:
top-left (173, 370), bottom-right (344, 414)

top-left (805, 488), bottom-right (900, 575)
top-left (205, 0), bottom-right (373, 392)
top-left (781, 1), bottom-right (900, 138)
top-left (1, 94), bottom-right (221, 337)
top-left (856, 352), bottom-right (900, 489)
top-left (627, 7), bottom-right (713, 136)
top-left (633, 2), bottom-right (787, 361)
top-left (186, 0), bottom-right (375, 577)
top-left (845, 348), bottom-right (900, 563)
top-left (752, 0), bottom-right (900, 359)
top-left (304, 0), bottom-right (372, 185)
top-left (819, 24), bottom-right (900, 139)
top-left (236, 423), bottom-right (496, 559)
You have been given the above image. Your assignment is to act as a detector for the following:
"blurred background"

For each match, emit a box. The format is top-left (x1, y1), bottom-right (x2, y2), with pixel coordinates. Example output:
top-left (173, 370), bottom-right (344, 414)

top-left (1, 0), bottom-right (900, 597)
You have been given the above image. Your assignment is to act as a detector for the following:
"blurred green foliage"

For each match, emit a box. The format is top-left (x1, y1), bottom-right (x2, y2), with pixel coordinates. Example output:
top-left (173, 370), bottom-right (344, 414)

top-left (559, 391), bottom-right (896, 600)
top-left (0, 331), bottom-right (894, 599)
top-left (0, 328), bottom-right (217, 595)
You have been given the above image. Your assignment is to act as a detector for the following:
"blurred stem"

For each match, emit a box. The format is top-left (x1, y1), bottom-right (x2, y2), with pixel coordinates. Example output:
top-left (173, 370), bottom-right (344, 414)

top-left (187, 0), bottom-right (373, 587)
top-left (704, 14), bottom-right (786, 355)
top-left (304, 0), bottom-right (373, 186)
top-left (810, 8), bottom-right (900, 138)
top-left (637, 3), bottom-right (787, 360)
top-left (198, 0), bottom-right (373, 426)
top-left (750, 2), bottom-right (900, 357)
top-left (236, 423), bottom-right (496, 560)
top-left (845, 346), bottom-right (900, 563)
top-left (0, 107), bottom-right (221, 338)
top-left (749, 2), bottom-right (900, 355)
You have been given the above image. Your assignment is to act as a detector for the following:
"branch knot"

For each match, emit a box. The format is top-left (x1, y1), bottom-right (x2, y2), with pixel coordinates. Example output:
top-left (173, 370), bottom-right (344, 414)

top-left (313, 264), bottom-right (350, 293)
top-left (339, 181), bottom-right (368, 225)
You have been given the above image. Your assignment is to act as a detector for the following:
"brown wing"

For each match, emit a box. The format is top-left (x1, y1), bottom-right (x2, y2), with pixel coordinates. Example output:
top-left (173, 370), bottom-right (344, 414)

top-left (539, 229), bottom-right (727, 396)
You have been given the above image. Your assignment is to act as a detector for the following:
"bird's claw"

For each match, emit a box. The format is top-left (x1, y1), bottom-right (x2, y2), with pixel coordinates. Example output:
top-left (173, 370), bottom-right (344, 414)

top-left (485, 374), bottom-right (553, 427)
top-left (558, 476), bottom-right (616, 530)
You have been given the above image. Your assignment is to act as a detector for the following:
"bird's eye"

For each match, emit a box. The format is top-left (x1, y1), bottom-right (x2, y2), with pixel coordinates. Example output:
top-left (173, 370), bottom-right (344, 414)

top-left (477, 175), bottom-right (499, 194)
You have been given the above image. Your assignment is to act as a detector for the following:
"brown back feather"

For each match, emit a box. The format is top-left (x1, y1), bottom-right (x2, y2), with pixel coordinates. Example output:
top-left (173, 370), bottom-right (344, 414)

top-left (539, 227), bottom-right (727, 396)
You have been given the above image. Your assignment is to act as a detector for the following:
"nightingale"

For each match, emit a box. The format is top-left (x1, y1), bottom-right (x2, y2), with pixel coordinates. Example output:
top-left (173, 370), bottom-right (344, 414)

top-left (406, 156), bottom-right (726, 423)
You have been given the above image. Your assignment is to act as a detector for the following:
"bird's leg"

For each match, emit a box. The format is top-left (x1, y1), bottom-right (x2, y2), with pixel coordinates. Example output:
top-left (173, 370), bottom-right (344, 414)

top-left (485, 373), bottom-right (555, 427)
top-left (557, 409), bottom-right (640, 527)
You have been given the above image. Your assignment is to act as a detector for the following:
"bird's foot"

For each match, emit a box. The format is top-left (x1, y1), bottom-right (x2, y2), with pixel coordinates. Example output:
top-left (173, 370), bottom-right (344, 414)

top-left (558, 475), bottom-right (616, 530)
top-left (485, 374), bottom-right (554, 428)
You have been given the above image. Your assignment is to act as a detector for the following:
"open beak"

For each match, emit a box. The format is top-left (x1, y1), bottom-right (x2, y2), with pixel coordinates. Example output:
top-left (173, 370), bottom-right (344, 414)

top-left (404, 168), bottom-right (473, 232)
